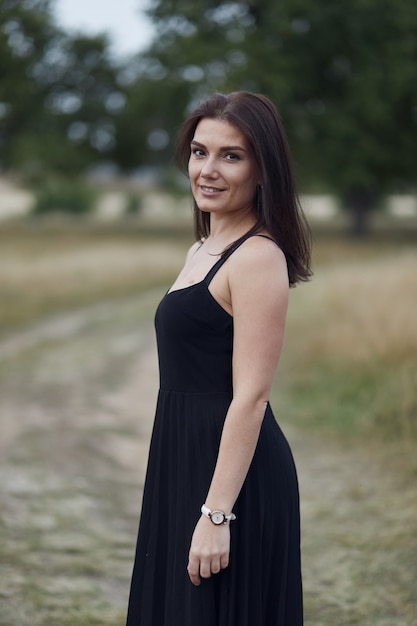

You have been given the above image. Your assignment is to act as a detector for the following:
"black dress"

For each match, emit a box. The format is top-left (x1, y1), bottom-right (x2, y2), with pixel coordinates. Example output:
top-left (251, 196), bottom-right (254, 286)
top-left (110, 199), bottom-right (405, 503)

top-left (126, 236), bottom-right (303, 626)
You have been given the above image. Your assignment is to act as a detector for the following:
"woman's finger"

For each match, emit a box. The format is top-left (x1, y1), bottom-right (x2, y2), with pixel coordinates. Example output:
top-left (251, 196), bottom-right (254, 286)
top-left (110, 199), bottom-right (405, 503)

top-left (199, 556), bottom-right (212, 579)
top-left (220, 552), bottom-right (230, 569)
top-left (187, 555), bottom-right (201, 586)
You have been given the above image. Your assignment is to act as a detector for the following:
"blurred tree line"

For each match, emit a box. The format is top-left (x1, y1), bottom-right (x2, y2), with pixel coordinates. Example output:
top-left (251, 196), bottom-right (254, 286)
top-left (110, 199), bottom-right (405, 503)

top-left (1, 0), bottom-right (416, 230)
top-left (0, 0), bottom-right (123, 178)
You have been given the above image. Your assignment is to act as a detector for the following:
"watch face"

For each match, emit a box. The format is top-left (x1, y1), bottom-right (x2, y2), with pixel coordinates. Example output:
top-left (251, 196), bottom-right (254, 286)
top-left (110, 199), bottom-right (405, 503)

top-left (210, 511), bottom-right (225, 525)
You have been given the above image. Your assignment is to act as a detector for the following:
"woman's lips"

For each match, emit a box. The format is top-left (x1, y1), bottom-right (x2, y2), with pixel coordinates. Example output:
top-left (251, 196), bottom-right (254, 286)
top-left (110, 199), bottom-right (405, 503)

top-left (199, 185), bottom-right (225, 194)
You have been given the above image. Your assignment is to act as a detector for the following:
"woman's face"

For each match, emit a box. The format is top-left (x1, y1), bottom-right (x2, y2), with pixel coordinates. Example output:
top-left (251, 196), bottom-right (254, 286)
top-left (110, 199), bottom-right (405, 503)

top-left (188, 117), bottom-right (259, 218)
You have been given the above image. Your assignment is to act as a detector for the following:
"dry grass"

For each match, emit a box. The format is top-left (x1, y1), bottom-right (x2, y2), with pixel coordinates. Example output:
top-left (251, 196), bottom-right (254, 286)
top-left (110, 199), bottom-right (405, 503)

top-left (274, 235), bottom-right (417, 624)
top-left (291, 250), bottom-right (416, 364)
top-left (0, 223), bottom-right (189, 333)
top-left (276, 239), bottom-right (417, 469)
top-left (0, 220), bottom-right (416, 625)
top-left (0, 300), bottom-right (161, 626)
top-left (2, 221), bottom-right (416, 450)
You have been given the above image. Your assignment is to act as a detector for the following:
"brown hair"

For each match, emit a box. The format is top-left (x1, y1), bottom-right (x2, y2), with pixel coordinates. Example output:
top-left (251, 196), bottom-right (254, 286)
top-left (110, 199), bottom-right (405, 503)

top-left (175, 91), bottom-right (312, 286)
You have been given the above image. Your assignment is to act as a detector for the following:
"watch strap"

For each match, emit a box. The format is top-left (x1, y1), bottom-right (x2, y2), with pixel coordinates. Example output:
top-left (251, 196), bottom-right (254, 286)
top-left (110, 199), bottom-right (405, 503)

top-left (201, 504), bottom-right (236, 524)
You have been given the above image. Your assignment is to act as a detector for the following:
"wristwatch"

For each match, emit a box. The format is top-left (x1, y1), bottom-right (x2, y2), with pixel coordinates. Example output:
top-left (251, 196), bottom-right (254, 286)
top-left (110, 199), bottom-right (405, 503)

top-left (201, 504), bottom-right (236, 525)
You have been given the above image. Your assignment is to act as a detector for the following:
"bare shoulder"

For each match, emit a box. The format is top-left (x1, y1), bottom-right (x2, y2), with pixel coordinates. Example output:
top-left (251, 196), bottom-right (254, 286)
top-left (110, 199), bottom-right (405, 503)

top-left (238, 235), bottom-right (286, 260)
top-left (229, 235), bottom-right (288, 288)
top-left (227, 236), bottom-right (288, 326)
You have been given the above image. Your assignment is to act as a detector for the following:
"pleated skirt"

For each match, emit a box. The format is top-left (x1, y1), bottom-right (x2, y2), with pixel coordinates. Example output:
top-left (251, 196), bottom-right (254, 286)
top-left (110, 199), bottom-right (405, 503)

top-left (126, 390), bottom-right (303, 626)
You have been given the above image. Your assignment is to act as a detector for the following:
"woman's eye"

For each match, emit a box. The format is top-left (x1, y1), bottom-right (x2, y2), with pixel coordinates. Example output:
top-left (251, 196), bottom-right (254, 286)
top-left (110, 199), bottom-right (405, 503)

top-left (191, 148), bottom-right (205, 157)
top-left (225, 153), bottom-right (240, 161)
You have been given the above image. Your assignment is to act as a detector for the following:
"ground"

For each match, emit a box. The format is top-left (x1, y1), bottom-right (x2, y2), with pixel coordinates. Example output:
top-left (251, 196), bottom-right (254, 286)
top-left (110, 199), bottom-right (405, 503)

top-left (0, 289), bottom-right (416, 625)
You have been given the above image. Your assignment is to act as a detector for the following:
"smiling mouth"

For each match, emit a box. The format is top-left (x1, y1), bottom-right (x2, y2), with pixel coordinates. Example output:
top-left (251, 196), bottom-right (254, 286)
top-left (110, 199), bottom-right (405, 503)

top-left (200, 185), bottom-right (225, 193)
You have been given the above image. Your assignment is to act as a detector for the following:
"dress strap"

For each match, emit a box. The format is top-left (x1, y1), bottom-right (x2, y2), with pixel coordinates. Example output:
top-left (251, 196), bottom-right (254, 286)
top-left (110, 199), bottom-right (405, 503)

top-left (256, 234), bottom-right (276, 243)
top-left (204, 234), bottom-right (277, 286)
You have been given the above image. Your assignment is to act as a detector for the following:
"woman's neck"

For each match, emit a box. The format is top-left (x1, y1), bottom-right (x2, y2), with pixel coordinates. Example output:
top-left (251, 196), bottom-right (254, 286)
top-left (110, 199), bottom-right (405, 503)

top-left (208, 212), bottom-right (256, 246)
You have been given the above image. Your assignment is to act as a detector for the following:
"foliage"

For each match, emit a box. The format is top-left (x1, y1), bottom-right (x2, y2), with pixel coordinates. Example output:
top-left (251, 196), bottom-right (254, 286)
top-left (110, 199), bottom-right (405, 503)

top-left (137, 0), bottom-right (417, 230)
top-left (1, 0), bottom-right (417, 231)
top-left (112, 73), bottom-right (191, 170)
top-left (0, 0), bottom-right (124, 176)
top-left (0, 0), bottom-right (58, 172)
top-left (33, 179), bottom-right (96, 214)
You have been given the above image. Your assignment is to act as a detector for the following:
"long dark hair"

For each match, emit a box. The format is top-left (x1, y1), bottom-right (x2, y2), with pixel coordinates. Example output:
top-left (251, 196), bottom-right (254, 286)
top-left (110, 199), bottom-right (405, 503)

top-left (175, 91), bottom-right (312, 286)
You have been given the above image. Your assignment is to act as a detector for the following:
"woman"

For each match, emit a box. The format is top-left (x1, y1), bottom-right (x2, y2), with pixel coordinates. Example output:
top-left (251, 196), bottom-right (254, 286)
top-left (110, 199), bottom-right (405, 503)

top-left (126, 91), bottom-right (312, 626)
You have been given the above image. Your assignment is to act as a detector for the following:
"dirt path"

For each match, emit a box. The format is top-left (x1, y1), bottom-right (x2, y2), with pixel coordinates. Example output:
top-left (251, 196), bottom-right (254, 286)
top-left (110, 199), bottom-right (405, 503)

top-left (0, 293), bottom-right (160, 626)
top-left (0, 293), bottom-right (415, 626)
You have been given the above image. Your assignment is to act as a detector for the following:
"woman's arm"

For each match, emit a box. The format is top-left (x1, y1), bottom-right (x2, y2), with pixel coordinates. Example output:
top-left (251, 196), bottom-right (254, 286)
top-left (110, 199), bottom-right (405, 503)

top-left (187, 237), bottom-right (289, 585)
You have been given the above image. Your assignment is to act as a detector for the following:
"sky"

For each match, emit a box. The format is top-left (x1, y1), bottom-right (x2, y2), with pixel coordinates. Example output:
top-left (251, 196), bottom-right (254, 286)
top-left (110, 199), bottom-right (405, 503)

top-left (52, 0), bottom-right (155, 58)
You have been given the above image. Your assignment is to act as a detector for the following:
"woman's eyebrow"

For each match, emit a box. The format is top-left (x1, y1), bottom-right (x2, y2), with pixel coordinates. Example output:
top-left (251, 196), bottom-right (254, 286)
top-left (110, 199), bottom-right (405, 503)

top-left (191, 139), bottom-right (247, 152)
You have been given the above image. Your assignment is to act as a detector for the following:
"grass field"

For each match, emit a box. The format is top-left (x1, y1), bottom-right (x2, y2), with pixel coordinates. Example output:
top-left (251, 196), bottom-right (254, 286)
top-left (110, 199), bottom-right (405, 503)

top-left (0, 216), bottom-right (416, 624)
top-left (277, 236), bottom-right (417, 454)
top-left (2, 217), bottom-right (415, 450)
top-left (0, 220), bottom-right (191, 334)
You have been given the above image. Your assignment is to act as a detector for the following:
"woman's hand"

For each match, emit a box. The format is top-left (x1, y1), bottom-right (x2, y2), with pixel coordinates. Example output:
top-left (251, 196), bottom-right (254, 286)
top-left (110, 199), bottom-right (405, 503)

top-left (187, 516), bottom-right (231, 586)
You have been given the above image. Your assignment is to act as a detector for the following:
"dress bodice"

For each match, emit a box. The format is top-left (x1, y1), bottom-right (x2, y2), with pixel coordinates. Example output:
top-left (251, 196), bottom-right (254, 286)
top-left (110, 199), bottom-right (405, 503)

top-left (155, 279), bottom-right (233, 392)
top-left (155, 234), bottom-right (277, 392)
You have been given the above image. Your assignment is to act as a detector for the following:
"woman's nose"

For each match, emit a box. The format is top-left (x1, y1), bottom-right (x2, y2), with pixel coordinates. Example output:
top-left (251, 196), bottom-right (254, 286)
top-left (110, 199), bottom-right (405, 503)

top-left (200, 157), bottom-right (218, 177)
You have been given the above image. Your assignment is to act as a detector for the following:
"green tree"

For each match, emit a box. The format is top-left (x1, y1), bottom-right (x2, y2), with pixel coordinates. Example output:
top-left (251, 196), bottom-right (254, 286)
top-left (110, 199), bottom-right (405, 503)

top-left (44, 32), bottom-right (126, 173)
top-left (0, 0), bottom-right (58, 174)
top-left (0, 0), bottom-right (124, 177)
top-left (112, 61), bottom-right (192, 171)
top-left (112, 2), bottom-right (255, 172)
top-left (240, 0), bottom-right (417, 233)
top-left (137, 0), bottom-right (417, 232)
